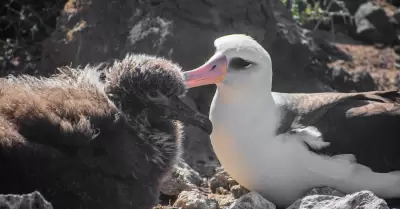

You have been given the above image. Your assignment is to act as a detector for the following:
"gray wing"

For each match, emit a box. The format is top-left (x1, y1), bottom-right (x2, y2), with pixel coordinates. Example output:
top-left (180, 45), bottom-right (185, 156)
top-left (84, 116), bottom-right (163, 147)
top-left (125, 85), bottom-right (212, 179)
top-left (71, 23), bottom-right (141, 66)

top-left (271, 91), bottom-right (344, 134)
top-left (271, 90), bottom-right (400, 151)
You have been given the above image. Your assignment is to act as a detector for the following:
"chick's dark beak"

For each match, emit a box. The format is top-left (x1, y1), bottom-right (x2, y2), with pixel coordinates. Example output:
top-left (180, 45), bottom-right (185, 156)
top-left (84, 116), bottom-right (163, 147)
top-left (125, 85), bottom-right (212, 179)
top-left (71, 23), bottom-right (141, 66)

top-left (150, 95), bottom-right (213, 135)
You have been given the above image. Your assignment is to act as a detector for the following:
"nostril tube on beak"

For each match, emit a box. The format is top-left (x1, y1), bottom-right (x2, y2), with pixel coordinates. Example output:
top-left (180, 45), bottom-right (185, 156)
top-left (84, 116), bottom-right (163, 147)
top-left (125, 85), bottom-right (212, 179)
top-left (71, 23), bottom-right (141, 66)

top-left (183, 54), bottom-right (228, 88)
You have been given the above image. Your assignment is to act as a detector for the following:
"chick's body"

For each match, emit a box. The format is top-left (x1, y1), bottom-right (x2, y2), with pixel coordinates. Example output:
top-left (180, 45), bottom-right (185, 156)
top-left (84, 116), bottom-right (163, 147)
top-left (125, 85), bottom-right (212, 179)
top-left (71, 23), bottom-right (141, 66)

top-left (0, 54), bottom-right (206, 209)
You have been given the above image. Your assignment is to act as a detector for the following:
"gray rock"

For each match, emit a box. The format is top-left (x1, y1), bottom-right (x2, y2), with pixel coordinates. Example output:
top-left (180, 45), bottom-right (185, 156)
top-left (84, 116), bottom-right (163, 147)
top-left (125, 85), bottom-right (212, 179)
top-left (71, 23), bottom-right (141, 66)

top-left (173, 190), bottom-right (219, 209)
top-left (208, 167), bottom-right (239, 193)
top-left (396, 73), bottom-right (400, 88)
top-left (350, 69), bottom-right (376, 91)
top-left (354, 2), bottom-right (397, 44)
top-left (161, 160), bottom-right (203, 196)
top-left (288, 190), bottom-right (389, 209)
top-left (392, 8), bottom-right (400, 25)
top-left (324, 66), bottom-right (376, 92)
top-left (228, 192), bottom-right (276, 209)
top-left (230, 185), bottom-right (250, 199)
top-left (305, 187), bottom-right (345, 197)
top-left (217, 195), bottom-right (236, 207)
top-left (215, 187), bottom-right (230, 195)
top-left (0, 191), bottom-right (53, 209)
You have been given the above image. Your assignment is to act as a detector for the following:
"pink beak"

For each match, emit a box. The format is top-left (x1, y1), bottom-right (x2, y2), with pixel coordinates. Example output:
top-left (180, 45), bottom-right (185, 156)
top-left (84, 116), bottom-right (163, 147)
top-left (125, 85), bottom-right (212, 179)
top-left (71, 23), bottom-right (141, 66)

top-left (184, 54), bottom-right (228, 88)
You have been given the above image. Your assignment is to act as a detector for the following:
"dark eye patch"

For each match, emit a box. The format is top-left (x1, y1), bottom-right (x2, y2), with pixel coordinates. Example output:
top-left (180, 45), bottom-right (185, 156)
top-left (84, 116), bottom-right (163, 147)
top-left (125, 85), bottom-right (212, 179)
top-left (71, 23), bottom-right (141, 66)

top-left (229, 57), bottom-right (253, 70)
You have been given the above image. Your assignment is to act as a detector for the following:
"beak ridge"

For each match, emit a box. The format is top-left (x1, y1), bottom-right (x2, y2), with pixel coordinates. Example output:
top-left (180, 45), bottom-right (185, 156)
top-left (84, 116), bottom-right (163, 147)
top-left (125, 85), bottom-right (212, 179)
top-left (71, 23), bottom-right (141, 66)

top-left (184, 54), bottom-right (228, 88)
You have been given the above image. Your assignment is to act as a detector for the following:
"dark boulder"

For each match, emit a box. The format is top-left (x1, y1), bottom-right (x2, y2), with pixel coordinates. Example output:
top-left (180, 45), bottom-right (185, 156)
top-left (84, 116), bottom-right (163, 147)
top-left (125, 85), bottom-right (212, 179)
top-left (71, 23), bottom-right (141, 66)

top-left (353, 2), bottom-right (397, 44)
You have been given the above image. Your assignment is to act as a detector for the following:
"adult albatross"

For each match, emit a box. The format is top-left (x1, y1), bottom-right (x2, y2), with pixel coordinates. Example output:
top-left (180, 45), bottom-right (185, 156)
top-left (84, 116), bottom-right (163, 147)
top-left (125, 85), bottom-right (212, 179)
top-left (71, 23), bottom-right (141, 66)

top-left (183, 34), bottom-right (400, 208)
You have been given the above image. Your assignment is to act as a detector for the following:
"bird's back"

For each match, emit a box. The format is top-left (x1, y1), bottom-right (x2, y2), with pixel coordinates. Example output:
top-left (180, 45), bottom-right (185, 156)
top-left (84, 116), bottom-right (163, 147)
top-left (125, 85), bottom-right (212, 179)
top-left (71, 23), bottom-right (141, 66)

top-left (273, 90), bottom-right (400, 172)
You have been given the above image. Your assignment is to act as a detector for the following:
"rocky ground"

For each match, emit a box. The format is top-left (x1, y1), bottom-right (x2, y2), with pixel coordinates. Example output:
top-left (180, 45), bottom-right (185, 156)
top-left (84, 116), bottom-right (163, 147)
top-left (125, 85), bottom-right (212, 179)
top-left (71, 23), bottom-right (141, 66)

top-left (154, 162), bottom-right (391, 209)
top-left (329, 43), bottom-right (398, 90)
top-left (1, 0), bottom-right (400, 208)
top-left (323, 0), bottom-right (400, 91)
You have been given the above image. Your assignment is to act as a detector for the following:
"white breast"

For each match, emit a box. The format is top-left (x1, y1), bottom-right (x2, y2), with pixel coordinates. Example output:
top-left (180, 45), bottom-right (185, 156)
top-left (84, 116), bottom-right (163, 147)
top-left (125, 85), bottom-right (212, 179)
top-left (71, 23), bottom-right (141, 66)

top-left (208, 88), bottom-right (327, 206)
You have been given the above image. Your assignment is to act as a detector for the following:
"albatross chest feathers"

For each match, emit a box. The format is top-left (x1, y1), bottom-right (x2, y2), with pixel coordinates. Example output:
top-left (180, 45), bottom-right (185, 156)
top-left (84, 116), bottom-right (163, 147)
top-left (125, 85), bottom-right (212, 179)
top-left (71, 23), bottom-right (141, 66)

top-left (208, 86), bottom-right (330, 206)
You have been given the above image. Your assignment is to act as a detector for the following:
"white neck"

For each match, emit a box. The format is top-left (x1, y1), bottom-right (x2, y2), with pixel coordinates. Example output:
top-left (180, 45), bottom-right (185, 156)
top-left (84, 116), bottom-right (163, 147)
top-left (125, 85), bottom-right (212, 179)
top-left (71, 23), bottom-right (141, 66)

top-left (208, 79), bottom-right (281, 182)
top-left (209, 73), bottom-right (281, 155)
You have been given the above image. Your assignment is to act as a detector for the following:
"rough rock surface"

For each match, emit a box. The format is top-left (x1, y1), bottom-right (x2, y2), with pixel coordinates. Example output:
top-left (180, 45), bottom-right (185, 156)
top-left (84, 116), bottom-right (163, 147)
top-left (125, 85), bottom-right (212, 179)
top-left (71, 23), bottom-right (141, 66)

top-left (354, 1), bottom-right (397, 44)
top-left (288, 190), bottom-right (389, 209)
top-left (0, 191), bottom-right (53, 209)
top-left (393, 8), bottom-right (400, 24)
top-left (230, 185), bottom-right (250, 199)
top-left (173, 190), bottom-right (219, 209)
top-left (208, 168), bottom-right (239, 193)
top-left (228, 192), bottom-right (276, 209)
top-left (161, 160), bottom-right (203, 196)
top-left (164, 167), bottom-right (390, 209)
top-left (305, 187), bottom-right (345, 197)
top-left (326, 66), bottom-right (376, 92)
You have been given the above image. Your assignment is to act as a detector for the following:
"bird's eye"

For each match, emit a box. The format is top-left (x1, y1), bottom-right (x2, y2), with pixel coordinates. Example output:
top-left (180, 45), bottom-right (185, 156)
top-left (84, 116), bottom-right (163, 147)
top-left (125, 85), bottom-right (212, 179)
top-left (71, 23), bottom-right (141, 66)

top-left (229, 58), bottom-right (253, 70)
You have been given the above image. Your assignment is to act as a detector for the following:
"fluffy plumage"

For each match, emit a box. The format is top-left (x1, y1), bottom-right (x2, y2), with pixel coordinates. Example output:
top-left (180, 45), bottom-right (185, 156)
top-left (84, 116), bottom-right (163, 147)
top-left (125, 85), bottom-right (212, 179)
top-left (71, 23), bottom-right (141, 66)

top-left (0, 53), bottom-right (203, 209)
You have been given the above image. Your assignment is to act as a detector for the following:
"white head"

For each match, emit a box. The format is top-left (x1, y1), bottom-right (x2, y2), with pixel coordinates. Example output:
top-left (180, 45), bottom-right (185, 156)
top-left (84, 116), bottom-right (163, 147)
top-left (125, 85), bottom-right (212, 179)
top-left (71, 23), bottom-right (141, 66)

top-left (184, 34), bottom-right (273, 91)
